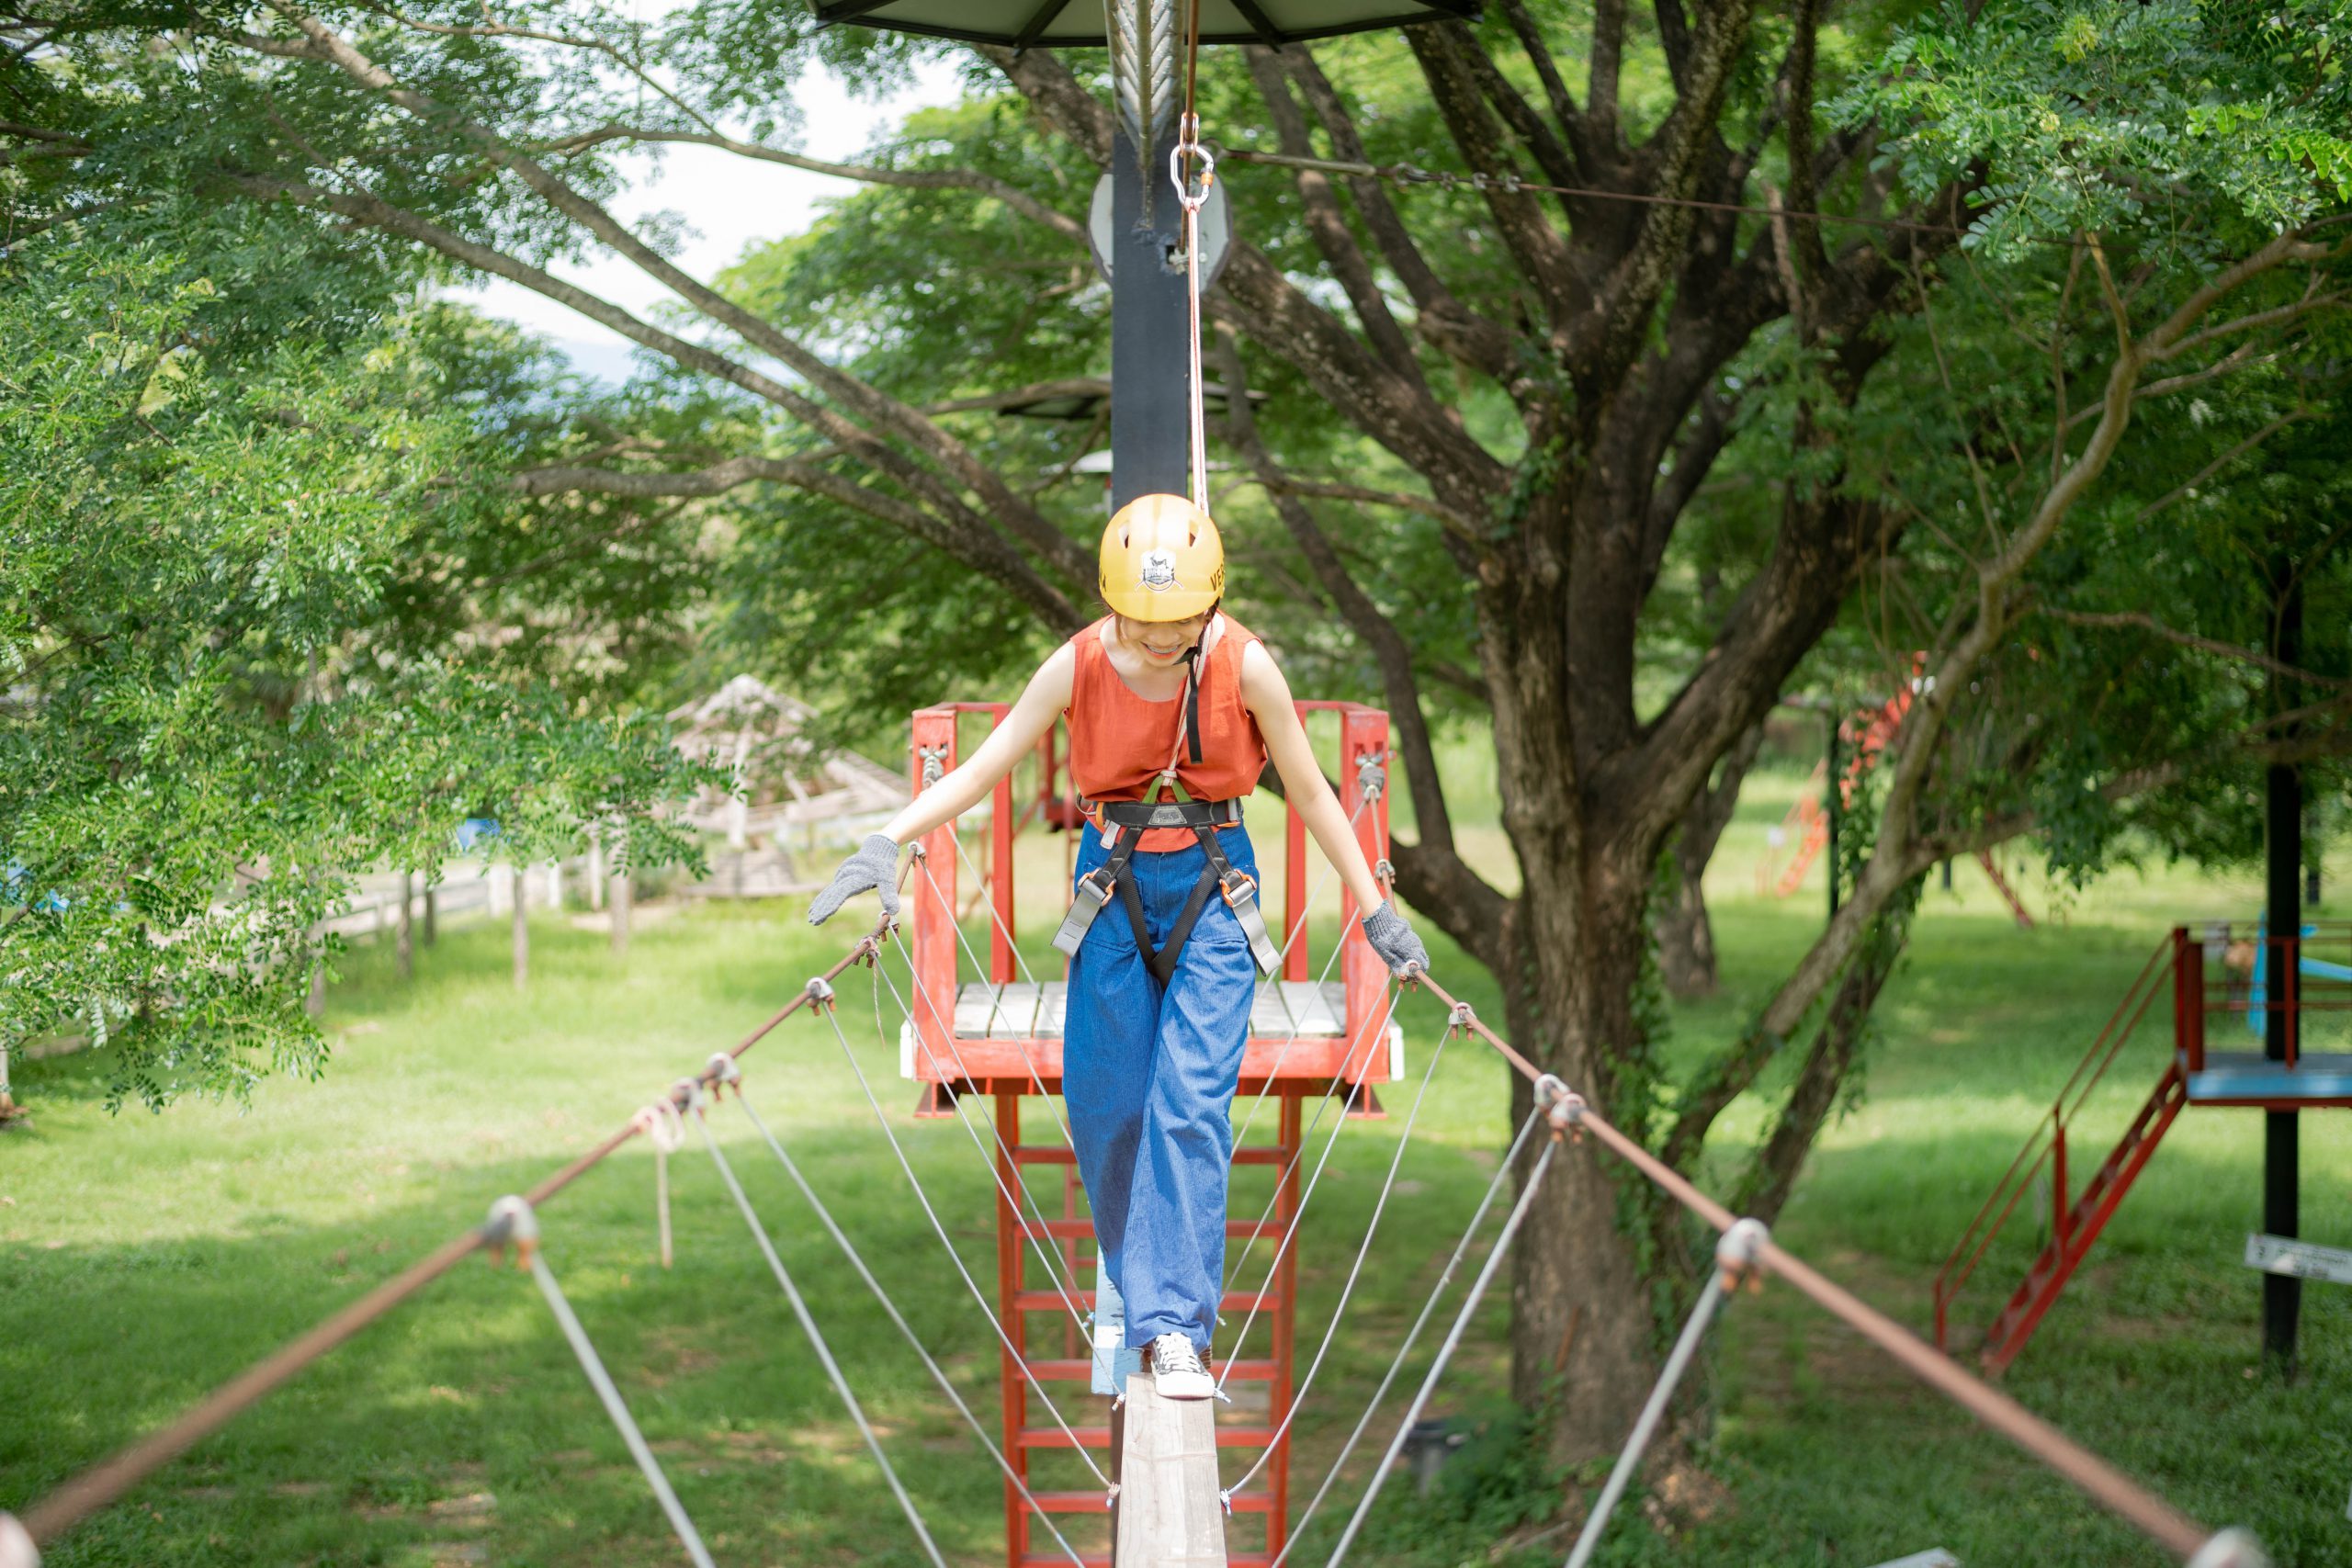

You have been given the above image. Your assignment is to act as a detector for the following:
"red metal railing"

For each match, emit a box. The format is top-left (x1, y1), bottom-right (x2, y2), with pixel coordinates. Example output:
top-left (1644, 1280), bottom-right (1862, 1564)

top-left (1931, 933), bottom-right (2175, 1350)
top-left (907, 698), bottom-right (1393, 1567)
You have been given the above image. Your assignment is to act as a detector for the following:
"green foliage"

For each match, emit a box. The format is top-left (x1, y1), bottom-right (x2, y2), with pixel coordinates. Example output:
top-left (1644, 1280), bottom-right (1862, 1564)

top-left (1853, 0), bottom-right (2352, 257)
top-left (0, 243), bottom-right (706, 1110)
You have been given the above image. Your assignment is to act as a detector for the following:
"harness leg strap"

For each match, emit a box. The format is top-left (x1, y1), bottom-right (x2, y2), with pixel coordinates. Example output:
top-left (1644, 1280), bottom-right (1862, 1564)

top-left (1196, 830), bottom-right (1283, 978)
top-left (1052, 832), bottom-right (1138, 959)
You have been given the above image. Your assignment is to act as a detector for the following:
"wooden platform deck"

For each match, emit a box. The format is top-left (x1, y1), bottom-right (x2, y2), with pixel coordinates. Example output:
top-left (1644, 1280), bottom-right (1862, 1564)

top-left (2184, 1049), bottom-right (2352, 1105)
top-left (897, 981), bottom-right (1403, 1089)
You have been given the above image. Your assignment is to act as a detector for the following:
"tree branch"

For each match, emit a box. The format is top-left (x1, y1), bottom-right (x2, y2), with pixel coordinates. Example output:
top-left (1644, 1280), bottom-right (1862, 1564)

top-left (1280, 49), bottom-right (1512, 379)
top-left (214, 166), bottom-right (1082, 629)
top-left (534, 125), bottom-right (1086, 243)
top-left (245, 6), bottom-right (1095, 594)
top-left (1241, 46), bottom-right (1427, 386)
top-left (1219, 333), bottom-right (1508, 953)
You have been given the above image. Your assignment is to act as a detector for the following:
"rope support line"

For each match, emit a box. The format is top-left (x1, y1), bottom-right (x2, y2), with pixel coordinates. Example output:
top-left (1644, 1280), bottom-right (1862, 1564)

top-left (837, 965), bottom-right (1116, 1487)
top-left (690, 1089), bottom-right (950, 1568)
top-left (875, 931), bottom-right (1101, 1333)
top-left (1266, 1105), bottom-right (1544, 1568)
top-left (1404, 970), bottom-right (2233, 1564)
top-left (1324, 1127), bottom-right (1566, 1568)
top-left (1218, 987), bottom-right (1405, 1381)
top-left (720, 1068), bottom-right (1090, 1568)
top-left (485, 1196), bottom-right (718, 1568)
top-left (631, 1095), bottom-right (688, 1269)
top-left (1218, 1004), bottom-right (1456, 1504)
top-left (13, 924), bottom-right (888, 1551)
top-left (1561, 1219), bottom-right (1768, 1568)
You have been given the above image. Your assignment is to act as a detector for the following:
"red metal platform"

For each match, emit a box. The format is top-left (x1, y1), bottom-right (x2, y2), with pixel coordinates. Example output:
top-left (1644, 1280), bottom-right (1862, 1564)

top-left (898, 700), bottom-right (1400, 1566)
top-left (1935, 922), bottom-right (2352, 1375)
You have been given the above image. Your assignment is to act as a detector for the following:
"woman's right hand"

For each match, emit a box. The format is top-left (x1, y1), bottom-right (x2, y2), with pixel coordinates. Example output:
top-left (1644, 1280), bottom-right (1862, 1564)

top-left (808, 833), bottom-right (902, 926)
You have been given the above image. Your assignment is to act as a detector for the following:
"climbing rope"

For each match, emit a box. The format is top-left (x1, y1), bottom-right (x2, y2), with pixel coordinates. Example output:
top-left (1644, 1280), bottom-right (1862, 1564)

top-left (1561, 1217), bottom-right (1769, 1568)
top-left (720, 1057), bottom-right (1090, 1567)
top-left (483, 1195), bottom-right (717, 1568)
top-left (1174, 0), bottom-right (1212, 513)
top-left (1269, 1105), bottom-right (1545, 1568)
top-left (688, 1075), bottom-right (950, 1568)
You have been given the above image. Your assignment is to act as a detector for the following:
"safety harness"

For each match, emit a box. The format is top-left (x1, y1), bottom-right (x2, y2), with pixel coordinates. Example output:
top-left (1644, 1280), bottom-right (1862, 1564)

top-left (1050, 640), bottom-right (1283, 982)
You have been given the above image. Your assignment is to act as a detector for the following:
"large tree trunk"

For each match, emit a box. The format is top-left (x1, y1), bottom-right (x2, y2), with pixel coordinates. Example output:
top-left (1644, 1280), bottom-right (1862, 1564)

top-left (1656, 723), bottom-right (1765, 998)
top-left (1479, 550), bottom-right (1671, 1464)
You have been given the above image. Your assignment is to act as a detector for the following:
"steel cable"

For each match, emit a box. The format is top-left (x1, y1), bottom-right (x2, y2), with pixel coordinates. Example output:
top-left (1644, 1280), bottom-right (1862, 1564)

top-left (877, 931), bottom-right (1098, 1331)
top-left (1560, 1220), bottom-right (1768, 1568)
top-left (692, 1100), bottom-right (949, 1568)
top-left (492, 1199), bottom-right (717, 1568)
top-left (839, 969), bottom-right (1115, 1488)
top-left (1269, 1107), bottom-right (1544, 1568)
top-left (1322, 1132), bottom-right (1562, 1567)
top-left (1217, 1003), bottom-right (1455, 1504)
top-left (719, 1068), bottom-right (1089, 1566)
top-left (1216, 987), bottom-right (1400, 1365)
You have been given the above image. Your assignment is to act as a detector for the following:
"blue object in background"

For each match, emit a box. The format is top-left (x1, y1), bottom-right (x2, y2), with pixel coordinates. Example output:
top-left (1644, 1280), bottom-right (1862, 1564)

top-left (455, 817), bottom-right (502, 853)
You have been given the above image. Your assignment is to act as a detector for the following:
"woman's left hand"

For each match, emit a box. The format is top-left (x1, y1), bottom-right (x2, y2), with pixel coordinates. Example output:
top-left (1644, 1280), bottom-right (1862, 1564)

top-left (1361, 899), bottom-right (1430, 977)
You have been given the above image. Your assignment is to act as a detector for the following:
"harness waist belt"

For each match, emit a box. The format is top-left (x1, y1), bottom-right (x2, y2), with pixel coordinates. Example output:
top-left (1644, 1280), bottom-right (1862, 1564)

top-left (1051, 795), bottom-right (1282, 981)
top-left (1091, 798), bottom-right (1244, 831)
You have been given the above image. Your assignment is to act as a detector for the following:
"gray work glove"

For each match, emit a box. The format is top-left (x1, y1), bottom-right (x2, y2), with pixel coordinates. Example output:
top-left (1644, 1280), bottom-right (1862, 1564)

top-left (1361, 898), bottom-right (1429, 977)
top-left (808, 832), bottom-right (902, 926)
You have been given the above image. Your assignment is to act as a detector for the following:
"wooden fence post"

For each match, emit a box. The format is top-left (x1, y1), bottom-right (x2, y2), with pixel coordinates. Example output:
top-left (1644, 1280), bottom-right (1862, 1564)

top-left (396, 872), bottom-right (414, 982)
top-left (512, 869), bottom-right (530, 991)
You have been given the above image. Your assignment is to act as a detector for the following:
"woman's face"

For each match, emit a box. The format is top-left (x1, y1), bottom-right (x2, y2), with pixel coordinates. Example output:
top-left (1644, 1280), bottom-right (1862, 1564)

top-left (1117, 611), bottom-right (1211, 667)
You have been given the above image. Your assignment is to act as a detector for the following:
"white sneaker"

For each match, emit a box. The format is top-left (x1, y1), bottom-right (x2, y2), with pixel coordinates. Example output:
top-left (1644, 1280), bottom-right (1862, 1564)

top-left (1148, 1333), bottom-right (1215, 1401)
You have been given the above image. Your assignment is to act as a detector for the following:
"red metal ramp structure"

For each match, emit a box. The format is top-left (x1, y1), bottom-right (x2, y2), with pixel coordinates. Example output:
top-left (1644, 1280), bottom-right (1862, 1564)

top-left (898, 700), bottom-right (1402, 1568)
top-left (1935, 922), bottom-right (2352, 1374)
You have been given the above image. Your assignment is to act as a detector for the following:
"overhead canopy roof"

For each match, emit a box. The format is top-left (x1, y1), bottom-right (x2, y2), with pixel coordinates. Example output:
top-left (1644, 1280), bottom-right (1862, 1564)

top-left (815, 0), bottom-right (1477, 48)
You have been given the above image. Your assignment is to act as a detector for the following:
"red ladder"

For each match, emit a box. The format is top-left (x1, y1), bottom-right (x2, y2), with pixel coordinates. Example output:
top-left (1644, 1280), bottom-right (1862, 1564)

top-left (1933, 932), bottom-right (2186, 1374)
top-left (992, 1089), bottom-right (1304, 1568)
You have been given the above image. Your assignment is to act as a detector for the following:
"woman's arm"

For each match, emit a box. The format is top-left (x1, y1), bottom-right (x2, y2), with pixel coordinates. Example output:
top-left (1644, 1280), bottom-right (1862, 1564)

top-left (1239, 641), bottom-right (1389, 914)
top-left (876, 642), bottom-right (1077, 846)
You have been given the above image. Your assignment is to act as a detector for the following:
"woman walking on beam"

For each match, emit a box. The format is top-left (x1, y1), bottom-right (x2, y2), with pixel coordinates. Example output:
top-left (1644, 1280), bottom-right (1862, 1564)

top-left (809, 494), bottom-right (1428, 1399)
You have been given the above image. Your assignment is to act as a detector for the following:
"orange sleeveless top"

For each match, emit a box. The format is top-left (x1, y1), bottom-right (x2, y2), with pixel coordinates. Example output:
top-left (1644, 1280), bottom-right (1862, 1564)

top-left (1068, 614), bottom-right (1267, 852)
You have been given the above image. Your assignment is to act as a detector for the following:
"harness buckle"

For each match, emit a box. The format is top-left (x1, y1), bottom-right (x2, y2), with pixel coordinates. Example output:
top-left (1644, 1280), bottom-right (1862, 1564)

top-left (1219, 871), bottom-right (1259, 908)
top-left (1052, 865), bottom-right (1120, 959)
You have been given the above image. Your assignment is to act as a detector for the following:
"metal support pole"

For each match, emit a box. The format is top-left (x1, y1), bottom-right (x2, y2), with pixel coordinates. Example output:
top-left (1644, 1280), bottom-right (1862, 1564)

top-left (2264, 559), bottom-right (2302, 1374)
top-left (2264, 758), bottom-right (2301, 1373)
top-left (1826, 717), bottom-right (1842, 919)
top-left (1109, 124), bottom-right (1190, 510)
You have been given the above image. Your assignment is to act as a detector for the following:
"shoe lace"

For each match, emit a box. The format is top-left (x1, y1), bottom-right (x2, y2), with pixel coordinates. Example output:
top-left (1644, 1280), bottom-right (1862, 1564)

top-left (1155, 1335), bottom-right (1205, 1377)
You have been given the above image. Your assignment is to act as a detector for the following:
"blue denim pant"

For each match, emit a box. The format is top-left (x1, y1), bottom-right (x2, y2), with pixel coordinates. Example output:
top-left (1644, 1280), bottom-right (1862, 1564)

top-left (1064, 825), bottom-right (1259, 1354)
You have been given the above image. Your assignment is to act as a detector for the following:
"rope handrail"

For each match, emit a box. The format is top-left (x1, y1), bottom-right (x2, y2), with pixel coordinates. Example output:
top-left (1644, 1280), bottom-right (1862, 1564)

top-left (1403, 968), bottom-right (2234, 1565)
top-left (12, 925), bottom-right (887, 1550)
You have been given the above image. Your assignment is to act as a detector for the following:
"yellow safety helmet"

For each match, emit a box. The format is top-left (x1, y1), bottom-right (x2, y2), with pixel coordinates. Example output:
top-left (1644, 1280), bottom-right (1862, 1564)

top-left (1100, 493), bottom-right (1224, 622)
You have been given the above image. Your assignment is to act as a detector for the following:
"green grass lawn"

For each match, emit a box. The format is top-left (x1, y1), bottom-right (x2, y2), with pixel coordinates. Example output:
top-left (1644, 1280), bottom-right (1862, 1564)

top-left (5, 788), bottom-right (2350, 1567)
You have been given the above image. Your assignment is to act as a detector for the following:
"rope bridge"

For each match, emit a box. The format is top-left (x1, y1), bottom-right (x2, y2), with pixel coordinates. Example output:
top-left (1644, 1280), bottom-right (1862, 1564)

top-left (0, 888), bottom-right (2271, 1568)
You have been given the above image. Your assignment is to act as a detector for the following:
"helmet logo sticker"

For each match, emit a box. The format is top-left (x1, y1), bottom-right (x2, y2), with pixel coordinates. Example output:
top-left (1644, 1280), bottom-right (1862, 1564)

top-left (1138, 548), bottom-right (1179, 592)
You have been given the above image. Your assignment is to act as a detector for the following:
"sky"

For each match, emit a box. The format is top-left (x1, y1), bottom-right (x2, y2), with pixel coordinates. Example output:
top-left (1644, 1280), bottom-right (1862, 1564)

top-left (458, 58), bottom-right (967, 385)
